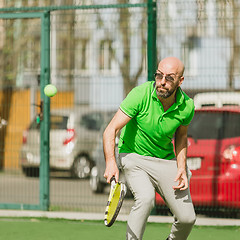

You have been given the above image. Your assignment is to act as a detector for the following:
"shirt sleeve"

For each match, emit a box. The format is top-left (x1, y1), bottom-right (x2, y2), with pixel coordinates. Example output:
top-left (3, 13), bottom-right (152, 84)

top-left (119, 85), bottom-right (143, 118)
top-left (182, 100), bottom-right (195, 126)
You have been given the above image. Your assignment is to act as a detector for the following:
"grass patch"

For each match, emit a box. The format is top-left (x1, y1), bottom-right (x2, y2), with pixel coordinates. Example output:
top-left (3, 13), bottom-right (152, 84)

top-left (0, 217), bottom-right (239, 240)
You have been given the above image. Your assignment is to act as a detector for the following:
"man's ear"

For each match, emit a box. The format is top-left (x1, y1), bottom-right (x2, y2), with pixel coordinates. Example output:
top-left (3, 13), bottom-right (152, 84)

top-left (178, 76), bottom-right (184, 87)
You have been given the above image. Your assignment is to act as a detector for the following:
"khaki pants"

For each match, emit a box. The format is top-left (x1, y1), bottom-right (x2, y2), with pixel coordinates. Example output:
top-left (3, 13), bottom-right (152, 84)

top-left (119, 153), bottom-right (196, 240)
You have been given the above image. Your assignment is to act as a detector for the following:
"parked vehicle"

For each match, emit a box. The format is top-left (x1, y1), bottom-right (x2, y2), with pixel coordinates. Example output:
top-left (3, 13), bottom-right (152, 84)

top-left (155, 106), bottom-right (240, 215)
top-left (194, 92), bottom-right (240, 109)
top-left (20, 106), bottom-right (115, 178)
top-left (90, 130), bottom-right (132, 196)
top-left (90, 129), bottom-right (120, 193)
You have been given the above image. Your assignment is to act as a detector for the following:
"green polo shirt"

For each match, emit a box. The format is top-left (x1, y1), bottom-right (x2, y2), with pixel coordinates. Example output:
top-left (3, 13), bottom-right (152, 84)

top-left (118, 81), bottom-right (195, 159)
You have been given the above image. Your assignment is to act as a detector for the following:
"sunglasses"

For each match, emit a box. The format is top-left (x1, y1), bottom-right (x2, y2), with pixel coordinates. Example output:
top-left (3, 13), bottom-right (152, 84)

top-left (154, 72), bottom-right (175, 82)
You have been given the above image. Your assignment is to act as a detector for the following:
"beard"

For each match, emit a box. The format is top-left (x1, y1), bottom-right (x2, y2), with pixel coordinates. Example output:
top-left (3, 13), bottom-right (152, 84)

top-left (156, 85), bottom-right (178, 98)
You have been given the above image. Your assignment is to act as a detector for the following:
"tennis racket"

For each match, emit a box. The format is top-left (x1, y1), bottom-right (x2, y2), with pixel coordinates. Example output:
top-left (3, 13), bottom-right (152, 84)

top-left (104, 176), bottom-right (127, 227)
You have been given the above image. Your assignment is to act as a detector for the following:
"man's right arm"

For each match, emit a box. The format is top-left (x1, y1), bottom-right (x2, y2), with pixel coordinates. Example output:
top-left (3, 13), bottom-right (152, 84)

top-left (103, 109), bottom-right (131, 183)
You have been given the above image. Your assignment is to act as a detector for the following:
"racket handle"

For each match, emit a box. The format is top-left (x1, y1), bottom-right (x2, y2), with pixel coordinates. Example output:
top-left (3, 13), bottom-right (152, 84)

top-left (110, 176), bottom-right (116, 184)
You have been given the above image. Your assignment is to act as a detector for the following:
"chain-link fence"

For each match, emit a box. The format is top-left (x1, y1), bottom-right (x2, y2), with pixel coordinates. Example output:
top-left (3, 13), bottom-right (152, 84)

top-left (0, 0), bottom-right (240, 218)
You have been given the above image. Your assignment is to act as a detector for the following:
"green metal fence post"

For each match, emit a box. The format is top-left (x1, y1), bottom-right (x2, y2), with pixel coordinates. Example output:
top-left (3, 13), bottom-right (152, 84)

top-left (147, 0), bottom-right (157, 81)
top-left (147, 0), bottom-right (158, 215)
top-left (39, 11), bottom-right (50, 211)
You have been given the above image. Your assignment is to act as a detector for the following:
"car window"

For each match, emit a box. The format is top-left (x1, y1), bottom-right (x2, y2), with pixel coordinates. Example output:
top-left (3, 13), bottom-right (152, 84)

top-left (29, 120), bottom-right (40, 130)
top-left (188, 112), bottom-right (224, 139)
top-left (29, 115), bottom-right (68, 130)
top-left (223, 112), bottom-right (240, 138)
top-left (201, 104), bottom-right (216, 107)
top-left (223, 103), bottom-right (239, 106)
top-left (188, 111), bottom-right (240, 139)
top-left (80, 112), bottom-right (104, 131)
top-left (105, 111), bottom-right (115, 124)
top-left (50, 115), bottom-right (68, 130)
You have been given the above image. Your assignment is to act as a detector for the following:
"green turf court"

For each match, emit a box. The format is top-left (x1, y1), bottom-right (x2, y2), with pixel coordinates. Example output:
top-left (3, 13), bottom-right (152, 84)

top-left (0, 218), bottom-right (239, 240)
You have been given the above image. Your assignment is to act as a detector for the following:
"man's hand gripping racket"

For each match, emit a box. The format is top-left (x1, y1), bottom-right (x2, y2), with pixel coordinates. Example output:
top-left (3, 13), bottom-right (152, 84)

top-left (104, 176), bottom-right (127, 227)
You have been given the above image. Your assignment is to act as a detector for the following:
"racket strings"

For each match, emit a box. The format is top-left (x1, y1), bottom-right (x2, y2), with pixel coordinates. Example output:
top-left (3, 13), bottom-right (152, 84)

top-left (104, 182), bottom-right (127, 227)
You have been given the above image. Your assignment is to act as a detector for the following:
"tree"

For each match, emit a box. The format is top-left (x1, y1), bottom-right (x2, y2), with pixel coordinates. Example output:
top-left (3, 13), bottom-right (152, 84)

top-left (57, 0), bottom-right (76, 87)
top-left (226, 0), bottom-right (240, 90)
top-left (118, 0), bottom-right (147, 96)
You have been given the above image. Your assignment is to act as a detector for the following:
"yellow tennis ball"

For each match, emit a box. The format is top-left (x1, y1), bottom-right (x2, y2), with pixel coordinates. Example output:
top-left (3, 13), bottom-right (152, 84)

top-left (44, 84), bottom-right (57, 97)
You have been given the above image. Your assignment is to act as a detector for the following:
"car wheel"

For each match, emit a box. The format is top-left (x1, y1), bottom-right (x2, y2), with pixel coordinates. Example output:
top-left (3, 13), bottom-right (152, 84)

top-left (72, 155), bottom-right (91, 179)
top-left (90, 166), bottom-right (105, 193)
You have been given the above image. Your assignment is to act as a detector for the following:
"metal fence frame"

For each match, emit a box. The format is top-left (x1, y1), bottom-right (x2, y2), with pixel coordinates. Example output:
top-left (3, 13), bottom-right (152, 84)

top-left (0, 11), bottom-right (50, 211)
top-left (0, 1), bottom-right (157, 211)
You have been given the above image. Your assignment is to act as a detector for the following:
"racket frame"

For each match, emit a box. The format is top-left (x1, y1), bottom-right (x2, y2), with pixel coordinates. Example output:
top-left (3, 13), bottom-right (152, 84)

top-left (104, 177), bottom-right (127, 227)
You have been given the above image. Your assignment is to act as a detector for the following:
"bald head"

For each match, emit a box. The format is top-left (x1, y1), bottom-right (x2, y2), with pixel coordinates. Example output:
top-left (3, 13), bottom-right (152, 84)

top-left (158, 57), bottom-right (185, 77)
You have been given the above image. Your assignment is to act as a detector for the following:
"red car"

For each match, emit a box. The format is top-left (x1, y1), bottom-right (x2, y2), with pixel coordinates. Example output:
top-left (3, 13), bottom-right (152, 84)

top-left (156, 106), bottom-right (240, 216)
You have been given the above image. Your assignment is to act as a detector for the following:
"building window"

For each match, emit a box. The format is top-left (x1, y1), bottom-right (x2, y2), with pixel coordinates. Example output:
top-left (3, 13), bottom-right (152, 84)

top-left (56, 36), bottom-right (67, 70)
top-left (75, 38), bottom-right (89, 70)
top-left (99, 39), bottom-right (113, 71)
top-left (182, 37), bottom-right (198, 77)
top-left (23, 36), bottom-right (40, 70)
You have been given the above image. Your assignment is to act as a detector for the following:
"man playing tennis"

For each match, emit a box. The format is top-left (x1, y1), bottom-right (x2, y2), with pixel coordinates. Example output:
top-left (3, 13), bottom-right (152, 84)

top-left (103, 56), bottom-right (196, 240)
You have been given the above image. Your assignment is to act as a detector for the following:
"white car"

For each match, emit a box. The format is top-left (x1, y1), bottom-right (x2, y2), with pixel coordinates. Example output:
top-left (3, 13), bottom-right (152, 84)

top-left (193, 92), bottom-right (240, 109)
top-left (20, 106), bottom-right (115, 178)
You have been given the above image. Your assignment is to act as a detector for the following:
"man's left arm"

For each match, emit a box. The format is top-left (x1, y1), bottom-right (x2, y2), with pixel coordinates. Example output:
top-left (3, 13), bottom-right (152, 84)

top-left (173, 124), bottom-right (189, 191)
